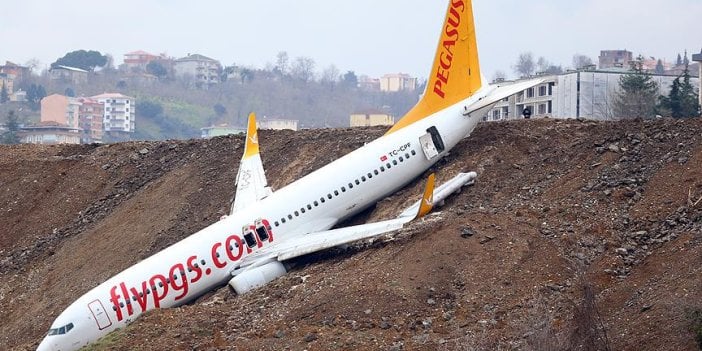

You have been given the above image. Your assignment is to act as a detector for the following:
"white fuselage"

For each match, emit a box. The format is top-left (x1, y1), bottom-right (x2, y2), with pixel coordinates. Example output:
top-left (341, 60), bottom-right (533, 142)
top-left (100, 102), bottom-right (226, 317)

top-left (37, 88), bottom-right (488, 351)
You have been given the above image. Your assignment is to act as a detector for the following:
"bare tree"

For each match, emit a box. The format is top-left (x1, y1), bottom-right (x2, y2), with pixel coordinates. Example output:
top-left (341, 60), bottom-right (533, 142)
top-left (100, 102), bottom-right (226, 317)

top-left (514, 52), bottom-right (536, 77)
top-left (573, 54), bottom-right (594, 70)
top-left (321, 64), bottom-right (340, 88)
top-left (291, 56), bottom-right (316, 83)
top-left (275, 51), bottom-right (289, 75)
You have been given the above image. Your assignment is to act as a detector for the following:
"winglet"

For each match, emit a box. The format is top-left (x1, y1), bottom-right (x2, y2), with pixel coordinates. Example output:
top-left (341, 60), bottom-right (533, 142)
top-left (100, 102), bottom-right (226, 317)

top-left (243, 112), bottom-right (259, 159)
top-left (417, 173), bottom-right (436, 218)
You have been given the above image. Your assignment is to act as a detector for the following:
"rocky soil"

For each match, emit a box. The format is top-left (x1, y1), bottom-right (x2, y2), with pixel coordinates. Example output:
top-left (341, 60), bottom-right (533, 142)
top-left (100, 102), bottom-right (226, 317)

top-left (1, 118), bottom-right (701, 351)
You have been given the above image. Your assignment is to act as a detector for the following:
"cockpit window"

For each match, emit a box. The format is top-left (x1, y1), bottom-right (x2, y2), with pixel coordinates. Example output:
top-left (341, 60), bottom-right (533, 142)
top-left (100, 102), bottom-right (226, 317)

top-left (47, 322), bottom-right (74, 336)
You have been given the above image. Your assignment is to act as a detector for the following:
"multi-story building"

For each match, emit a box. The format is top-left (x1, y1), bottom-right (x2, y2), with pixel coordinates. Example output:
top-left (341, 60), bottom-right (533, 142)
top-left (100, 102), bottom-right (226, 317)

top-left (173, 54), bottom-right (222, 89)
top-left (693, 51), bottom-right (702, 109)
top-left (18, 122), bottom-right (81, 144)
top-left (49, 65), bottom-right (89, 85)
top-left (0, 61), bottom-right (30, 81)
top-left (77, 97), bottom-right (104, 143)
top-left (485, 69), bottom-right (700, 121)
top-left (91, 93), bottom-right (135, 134)
top-left (380, 73), bottom-right (418, 92)
top-left (599, 50), bottom-right (633, 69)
top-left (123, 50), bottom-right (160, 71)
top-left (358, 75), bottom-right (380, 91)
top-left (350, 110), bottom-right (395, 127)
top-left (41, 94), bottom-right (81, 128)
top-left (257, 118), bottom-right (298, 131)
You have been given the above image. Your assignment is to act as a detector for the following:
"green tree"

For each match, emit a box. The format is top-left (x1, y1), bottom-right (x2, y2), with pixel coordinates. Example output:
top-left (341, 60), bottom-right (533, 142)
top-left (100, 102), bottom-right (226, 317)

top-left (2, 110), bottom-right (21, 144)
top-left (655, 59), bottom-right (665, 74)
top-left (64, 87), bottom-right (75, 97)
top-left (146, 61), bottom-right (168, 78)
top-left (613, 56), bottom-right (659, 119)
top-left (342, 71), bottom-right (358, 88)
top-left (657, 65), bottom-right (701, 118)
top-left (213, 103), bottom-right (227, 117)
top-left (26, 84), bottom-right (47, 110)
top-left (0, 83), bottom-right (8, 103)
top-left (50, 50), bottom-right (108, 71)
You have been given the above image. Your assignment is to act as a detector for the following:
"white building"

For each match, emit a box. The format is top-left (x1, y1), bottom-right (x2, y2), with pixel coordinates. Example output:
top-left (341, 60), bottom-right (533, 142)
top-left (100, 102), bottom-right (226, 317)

top-left (91, 93), bottom-right (135, 133)
top-left (485, 69), bottom-right (700, 121)
top-left (173, 54), bottom-right (222, 89)
top-left (380, 73), bottom-right (418, 92)
top-left (257, 118), bottom-right (298, 131)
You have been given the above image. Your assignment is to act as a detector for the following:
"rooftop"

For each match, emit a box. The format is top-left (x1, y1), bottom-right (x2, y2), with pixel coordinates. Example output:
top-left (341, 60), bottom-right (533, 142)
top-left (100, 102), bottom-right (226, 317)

top-left (91, 93), bottom-right (134, 100)
top-left (51, 65), bottom-right (88, 73)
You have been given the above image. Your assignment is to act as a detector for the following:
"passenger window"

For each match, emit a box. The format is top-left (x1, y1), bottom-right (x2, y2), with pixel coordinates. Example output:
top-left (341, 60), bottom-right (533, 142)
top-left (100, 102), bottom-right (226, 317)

top-left (361, 176), bottom-right (366, 182)
top-left (301, 208), bottom-right (306, 213)
top-left (381, 166), bottom-right (385, 172)
top-left (386, 163), bottom-right (391, 169)
top-left (411, 150), bottom-right (417, 156)
top-left (275, 221), bottom-right (280, 227)
top-left (393, 160), bottom-right (398, 165)
top-left (399, 157), bottom-right (404, 162)
top-left (334, 190), bottom-right (339, 196)
top-left (405, 153), bottom-right (410, 158)
top-left (321, 197), bottom-right (326, 203)
top-left (327, 194), bottom-right (332, 199)
top-left (348, 183), bottom-right (353, 189)
top-left (341, 187), bottom-right (346, 192)
top-left (314, 201), bottom-right (319, 206)
top-left (200, 259), bottom-right (206, 266)
top-left (367, 173), bottom-right (372, 178)
top-left (288, 214), bottom-right (293, 219)
top-left (355, 179), bottom-right (360, 185)
top-left (307, 204), bottom-right (312, 210)
top-left (281, 218), bottom-right (286, 223)
top-left (374, 170), bottom-right (379, 175)
top-left (294, 211), bottom-right (299, 216)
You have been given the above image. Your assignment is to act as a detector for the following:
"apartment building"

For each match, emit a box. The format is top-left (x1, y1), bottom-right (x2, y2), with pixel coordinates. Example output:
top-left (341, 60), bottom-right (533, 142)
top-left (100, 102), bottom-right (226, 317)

top-left (41, 94), bottom-right (82, 128)
top-left (485, 69), bottom-right (699, 121)
top-left (380, 73), bottom-right (418, 92)
top-left (77, 97), bottom-right (105, 143)
top-left (599, 50), bottom-right (633, 69)
top-left (173, 54), bottom-right (222, 89)
top-left (123, 50), bottom-right (160, 71)
top-left (91, 93), bottom-right (135, 134)
top-left (0, 73), bottom-right (13, 95)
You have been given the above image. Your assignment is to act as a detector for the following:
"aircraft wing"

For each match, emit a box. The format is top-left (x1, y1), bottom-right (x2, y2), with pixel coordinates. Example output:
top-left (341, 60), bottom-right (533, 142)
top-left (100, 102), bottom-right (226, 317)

top-left (232, 174), bottom-right (437, 271)
top-left (463, 78), bottom-right (546, 117)
top-left (231, 113), bottom-right (272, 215)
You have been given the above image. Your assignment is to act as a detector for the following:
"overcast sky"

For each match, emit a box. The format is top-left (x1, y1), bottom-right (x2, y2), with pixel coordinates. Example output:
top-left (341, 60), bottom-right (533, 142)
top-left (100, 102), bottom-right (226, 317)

top-left (2, 0), bottom-right (700, 80)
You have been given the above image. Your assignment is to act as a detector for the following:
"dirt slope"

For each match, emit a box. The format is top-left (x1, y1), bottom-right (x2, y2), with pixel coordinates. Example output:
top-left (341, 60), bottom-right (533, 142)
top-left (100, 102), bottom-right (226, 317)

top-left (1, 119), bottom-right (701, 351)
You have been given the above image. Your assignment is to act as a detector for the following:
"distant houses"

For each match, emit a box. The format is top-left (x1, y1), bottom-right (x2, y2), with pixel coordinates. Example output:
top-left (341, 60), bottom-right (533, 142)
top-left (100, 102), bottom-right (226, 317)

top-left (29, 92), bottom-right (135, 144)
top-left (49, 65), bottom-right (89, 85)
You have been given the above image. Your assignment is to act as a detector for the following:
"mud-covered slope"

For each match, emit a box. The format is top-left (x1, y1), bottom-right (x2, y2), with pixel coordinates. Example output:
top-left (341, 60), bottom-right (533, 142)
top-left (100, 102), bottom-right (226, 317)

top-left (1, 119), bottom-right (701, 351)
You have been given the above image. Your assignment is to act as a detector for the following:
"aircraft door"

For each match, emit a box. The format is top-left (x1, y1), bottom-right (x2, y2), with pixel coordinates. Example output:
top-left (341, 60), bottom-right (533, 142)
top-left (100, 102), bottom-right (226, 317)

top-left (88, 300), bottom-right (112, 330)
top-left (419, 126), bottom-right (445, 160)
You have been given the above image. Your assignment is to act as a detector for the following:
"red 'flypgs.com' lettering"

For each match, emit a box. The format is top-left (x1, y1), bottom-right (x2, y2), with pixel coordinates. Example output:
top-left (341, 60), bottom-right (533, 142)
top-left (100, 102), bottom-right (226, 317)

top-left (433, 0), bottom-right (466, 99)
top-left (108, 220), bottom-right (274, 321)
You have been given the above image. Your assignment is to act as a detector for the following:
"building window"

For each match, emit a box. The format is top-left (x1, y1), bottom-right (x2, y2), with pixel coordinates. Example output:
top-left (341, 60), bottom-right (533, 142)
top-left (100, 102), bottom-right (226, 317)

top-left (538, 104), bottom-right (547, 114)
top-left (527, 88), bottom-right (535, 98)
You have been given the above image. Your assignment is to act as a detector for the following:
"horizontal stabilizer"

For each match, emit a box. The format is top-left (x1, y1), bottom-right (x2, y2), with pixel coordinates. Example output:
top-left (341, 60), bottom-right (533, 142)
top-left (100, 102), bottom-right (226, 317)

top-left (398, 172), bottom-right (477, 218)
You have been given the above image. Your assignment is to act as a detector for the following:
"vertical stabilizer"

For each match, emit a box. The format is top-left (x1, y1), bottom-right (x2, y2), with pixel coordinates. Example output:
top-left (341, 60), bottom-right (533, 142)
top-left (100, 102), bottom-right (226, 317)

top-left (387, 0), bottom-right (482, 134)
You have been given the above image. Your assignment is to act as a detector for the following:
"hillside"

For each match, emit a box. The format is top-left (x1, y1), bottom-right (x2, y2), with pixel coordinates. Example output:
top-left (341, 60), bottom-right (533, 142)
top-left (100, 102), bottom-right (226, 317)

top-left (1, 118), bottom-right (701, 350)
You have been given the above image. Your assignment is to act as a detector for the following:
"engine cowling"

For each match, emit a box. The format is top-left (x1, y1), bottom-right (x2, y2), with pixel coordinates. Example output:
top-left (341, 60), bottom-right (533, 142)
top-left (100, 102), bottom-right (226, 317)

top-left (228, 261), bottom-right (287, 295)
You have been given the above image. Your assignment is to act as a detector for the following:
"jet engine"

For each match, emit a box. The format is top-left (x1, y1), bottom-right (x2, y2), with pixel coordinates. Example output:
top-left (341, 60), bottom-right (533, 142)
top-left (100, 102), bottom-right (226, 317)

top-left (228, 261), bottom-right (287, 294)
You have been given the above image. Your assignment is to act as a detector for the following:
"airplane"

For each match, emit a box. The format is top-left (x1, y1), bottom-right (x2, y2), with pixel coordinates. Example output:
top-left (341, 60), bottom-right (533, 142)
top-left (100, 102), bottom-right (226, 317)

top-left (37, 1), bottom-right (543, 350)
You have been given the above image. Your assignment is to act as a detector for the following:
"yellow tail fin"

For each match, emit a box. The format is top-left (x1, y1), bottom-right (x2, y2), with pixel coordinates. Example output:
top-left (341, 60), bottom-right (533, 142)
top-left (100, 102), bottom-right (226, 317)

top-left (387, 0), bottom-right (481, 134)
top-left (243, 112), bottom-right (260, 159)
